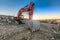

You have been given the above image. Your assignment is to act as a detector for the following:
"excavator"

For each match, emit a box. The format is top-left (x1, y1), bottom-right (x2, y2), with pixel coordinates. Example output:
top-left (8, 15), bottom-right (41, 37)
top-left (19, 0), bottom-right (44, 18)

top-left (13, 2), bottom-right (34, 24)
top-left (9, 2), bottom-right (40, 32)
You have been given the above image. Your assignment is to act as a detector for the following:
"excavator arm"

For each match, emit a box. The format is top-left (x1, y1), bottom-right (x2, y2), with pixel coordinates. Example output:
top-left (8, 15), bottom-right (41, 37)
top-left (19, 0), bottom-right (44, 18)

top-left (17, 2), bottom-right (34, 20)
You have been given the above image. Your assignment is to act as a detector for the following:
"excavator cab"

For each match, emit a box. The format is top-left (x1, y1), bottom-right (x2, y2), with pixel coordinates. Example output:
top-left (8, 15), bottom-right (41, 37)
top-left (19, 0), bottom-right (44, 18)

top-left (14, 15), bottom-right (25, 24)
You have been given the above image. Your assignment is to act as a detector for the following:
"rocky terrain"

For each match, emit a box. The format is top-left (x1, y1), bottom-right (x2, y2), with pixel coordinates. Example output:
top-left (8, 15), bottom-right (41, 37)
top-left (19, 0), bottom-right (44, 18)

top-left (0, 23), bottom-right (60, 40)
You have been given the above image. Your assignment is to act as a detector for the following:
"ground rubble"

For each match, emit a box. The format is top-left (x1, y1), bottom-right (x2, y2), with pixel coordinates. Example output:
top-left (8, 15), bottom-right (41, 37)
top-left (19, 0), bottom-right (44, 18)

top-left (0, 24), bottom-right (60, 40)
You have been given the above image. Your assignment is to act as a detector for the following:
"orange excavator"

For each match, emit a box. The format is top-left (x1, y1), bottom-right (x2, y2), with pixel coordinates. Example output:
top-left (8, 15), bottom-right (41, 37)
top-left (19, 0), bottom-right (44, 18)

top-left (14, 2), bottom-right (34, 24)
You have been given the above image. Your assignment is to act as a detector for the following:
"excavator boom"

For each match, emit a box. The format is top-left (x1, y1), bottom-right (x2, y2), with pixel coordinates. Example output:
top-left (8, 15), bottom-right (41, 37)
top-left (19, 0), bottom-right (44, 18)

top-left (17, 2), bottom-right (34, 20)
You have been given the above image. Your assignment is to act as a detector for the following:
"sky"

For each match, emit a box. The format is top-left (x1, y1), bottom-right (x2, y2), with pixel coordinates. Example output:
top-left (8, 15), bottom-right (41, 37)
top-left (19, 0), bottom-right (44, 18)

top-left (0, 0), bottom-right (60, 20)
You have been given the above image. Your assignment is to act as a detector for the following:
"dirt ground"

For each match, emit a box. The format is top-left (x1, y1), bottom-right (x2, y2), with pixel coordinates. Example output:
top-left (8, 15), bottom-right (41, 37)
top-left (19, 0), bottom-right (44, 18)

top-left (0, 23), bottom-right (60, 40)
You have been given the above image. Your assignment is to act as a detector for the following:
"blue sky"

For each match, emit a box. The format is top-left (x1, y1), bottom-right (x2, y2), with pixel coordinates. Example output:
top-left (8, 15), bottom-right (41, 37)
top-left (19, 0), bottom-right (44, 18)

top-left (0, 0), bottom-right (60, 19)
